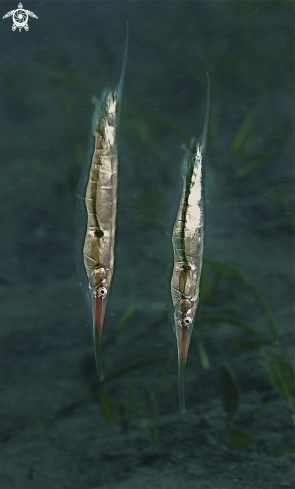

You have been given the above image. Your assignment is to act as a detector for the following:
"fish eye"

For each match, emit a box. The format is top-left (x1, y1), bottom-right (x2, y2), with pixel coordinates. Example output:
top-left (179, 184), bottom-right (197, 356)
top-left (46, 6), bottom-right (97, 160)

top-left (182, 315), bottom-right (192, 327)
top-left (97, 286), bottom-right (107, 297)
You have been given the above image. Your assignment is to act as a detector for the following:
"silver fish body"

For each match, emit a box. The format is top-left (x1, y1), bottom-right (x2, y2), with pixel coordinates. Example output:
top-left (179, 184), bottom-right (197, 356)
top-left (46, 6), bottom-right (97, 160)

top-left (171, 74), bottom-right (210, 413)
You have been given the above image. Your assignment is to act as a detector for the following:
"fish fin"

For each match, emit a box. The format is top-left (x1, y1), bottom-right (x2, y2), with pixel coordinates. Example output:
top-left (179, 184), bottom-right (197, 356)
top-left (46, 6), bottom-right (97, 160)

top-left (116, 23), bottom-right (129, 126)
top-left (200, 70), bottom-right (210, 155)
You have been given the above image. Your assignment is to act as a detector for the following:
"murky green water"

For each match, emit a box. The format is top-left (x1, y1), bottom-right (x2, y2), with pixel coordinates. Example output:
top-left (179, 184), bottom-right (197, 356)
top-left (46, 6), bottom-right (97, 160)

top-left (0, 2), bottom-right (293, 488)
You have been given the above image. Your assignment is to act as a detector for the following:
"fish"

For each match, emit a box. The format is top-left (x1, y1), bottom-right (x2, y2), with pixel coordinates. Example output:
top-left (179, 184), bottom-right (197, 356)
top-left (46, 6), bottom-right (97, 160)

top-left (171, 73), bottom-right (210, 414)
top-left (82, 30), bottom-right (128, 381)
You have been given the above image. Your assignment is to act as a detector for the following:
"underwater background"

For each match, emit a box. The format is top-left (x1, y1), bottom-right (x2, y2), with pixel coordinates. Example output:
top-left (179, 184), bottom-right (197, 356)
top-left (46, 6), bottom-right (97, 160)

top-left (0, 1), bottom-right (294, 488)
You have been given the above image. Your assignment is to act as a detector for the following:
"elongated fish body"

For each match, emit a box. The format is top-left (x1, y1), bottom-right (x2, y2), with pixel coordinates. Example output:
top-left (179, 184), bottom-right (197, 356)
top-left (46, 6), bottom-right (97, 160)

top-left (171, 75), bottom-right (210, 413)
top-left (83, 32), bottom-right (128, 381)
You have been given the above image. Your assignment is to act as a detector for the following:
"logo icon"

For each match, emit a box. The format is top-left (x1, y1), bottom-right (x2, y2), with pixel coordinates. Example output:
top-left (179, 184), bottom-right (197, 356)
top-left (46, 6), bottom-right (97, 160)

top-left (3, 2), bottom-right (38, 32)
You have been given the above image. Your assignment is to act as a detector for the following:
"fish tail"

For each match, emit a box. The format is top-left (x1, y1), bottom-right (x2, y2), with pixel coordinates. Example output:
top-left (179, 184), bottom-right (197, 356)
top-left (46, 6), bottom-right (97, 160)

top-left (117, 22), bottom-right (129, 102)
top-left (200, 71), bottom-right (210, 155)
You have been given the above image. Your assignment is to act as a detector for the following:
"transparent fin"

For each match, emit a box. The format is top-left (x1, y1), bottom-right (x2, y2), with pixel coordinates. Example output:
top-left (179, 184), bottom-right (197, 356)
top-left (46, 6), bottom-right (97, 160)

top-left (200, 71), bottom-right (210, 155)
top-left (116, 23), bottom-right (129, 127)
